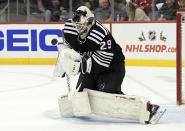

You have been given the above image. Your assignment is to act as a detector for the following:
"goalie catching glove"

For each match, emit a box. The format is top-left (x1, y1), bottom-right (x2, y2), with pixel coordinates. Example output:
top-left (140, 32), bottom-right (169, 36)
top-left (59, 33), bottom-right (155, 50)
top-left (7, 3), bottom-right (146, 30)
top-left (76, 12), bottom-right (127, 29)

top-left (61, 48), bottom-right (92, 75)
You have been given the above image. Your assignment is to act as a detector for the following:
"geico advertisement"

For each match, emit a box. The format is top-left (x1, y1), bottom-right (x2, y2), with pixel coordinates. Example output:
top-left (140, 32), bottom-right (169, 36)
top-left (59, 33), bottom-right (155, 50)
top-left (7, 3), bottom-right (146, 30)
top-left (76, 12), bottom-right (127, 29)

top-left (112, 23), bottom-right (176, 60)
top-left (0, 24), bottom-right (63, 58)
top-left (0, 23), bottom-right (110, 58)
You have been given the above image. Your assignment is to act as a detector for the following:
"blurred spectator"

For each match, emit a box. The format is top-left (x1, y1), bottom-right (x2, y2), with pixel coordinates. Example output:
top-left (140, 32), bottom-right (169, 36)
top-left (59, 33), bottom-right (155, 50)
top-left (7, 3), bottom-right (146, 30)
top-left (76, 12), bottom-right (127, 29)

top-left (37, 0), bottom-right (55, 21)
top-left (126, 0), bottom-right (136, 2)
top-left (156, 0), bottom-right (166, 3)
top-left (134, 0), bottom-right (155, 15)
top-left (84, 0), bottom-right (94, 11)
top-left (122, 0), bottom-right (127, 5)
top-left (90, 0), bottom-right (100, 9)
top-left (0, 0), bottom-right (7, 22)
top-left (58, 7), bottom-right (69, 21)
top-left (156, 0), bottom-right (165, 10)
top-left (179, 0), bottom-right (185, 8)
top-left (0, 0), bottom-right (7, 9)
top-left (37, 0), bottom-right (68, 22)
top-left (156, 0), bottom-right (166, 4)
top-left (86, 0), bottom-right (99, 10)
top-left (158, 0), bottom-right (179, 20)
top-left (113, 0), bottom-right (128, 21)
top-left (126, 2), bottom-right (150, 21)
top-left (61, 0), bottom-right (84, 12)
top-left (94, 0), bottom-right (111, 21)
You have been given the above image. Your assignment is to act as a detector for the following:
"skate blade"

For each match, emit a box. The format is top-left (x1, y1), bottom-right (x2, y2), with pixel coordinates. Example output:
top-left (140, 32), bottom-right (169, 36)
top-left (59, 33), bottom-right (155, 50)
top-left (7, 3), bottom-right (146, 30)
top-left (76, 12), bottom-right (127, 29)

top-left (150, 108), bottom-right (167, 124)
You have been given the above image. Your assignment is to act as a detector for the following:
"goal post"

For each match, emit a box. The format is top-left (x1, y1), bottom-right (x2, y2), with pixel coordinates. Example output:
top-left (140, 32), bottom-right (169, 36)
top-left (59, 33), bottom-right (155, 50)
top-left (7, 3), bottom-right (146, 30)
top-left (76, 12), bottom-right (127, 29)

top-left (176, 9), bottom-right (185, 105)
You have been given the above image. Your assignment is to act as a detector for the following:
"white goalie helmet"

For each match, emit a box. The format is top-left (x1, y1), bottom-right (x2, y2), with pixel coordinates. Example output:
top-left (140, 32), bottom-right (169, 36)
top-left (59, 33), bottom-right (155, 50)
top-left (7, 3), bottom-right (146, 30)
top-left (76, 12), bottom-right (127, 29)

top-left (72, 6), bottom-right (95, 38)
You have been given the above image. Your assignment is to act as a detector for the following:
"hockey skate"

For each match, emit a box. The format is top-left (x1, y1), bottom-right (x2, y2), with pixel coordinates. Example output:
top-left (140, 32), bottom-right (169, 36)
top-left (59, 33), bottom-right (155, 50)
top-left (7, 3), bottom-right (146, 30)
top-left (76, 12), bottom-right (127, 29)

top-left (146, 104), bottom-right (167, 124)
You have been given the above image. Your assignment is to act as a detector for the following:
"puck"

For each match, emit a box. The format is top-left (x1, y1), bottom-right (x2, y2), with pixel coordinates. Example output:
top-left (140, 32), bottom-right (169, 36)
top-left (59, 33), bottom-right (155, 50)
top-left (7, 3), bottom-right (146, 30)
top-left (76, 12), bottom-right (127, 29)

top-left (51, 39), bottom-right (58, 45)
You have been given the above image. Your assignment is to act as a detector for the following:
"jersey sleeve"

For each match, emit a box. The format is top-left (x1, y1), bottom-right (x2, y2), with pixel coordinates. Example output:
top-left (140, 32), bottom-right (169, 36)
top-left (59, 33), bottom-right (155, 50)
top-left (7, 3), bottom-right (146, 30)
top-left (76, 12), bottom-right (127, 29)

top-left (63, 20), bottom-right (79, 50)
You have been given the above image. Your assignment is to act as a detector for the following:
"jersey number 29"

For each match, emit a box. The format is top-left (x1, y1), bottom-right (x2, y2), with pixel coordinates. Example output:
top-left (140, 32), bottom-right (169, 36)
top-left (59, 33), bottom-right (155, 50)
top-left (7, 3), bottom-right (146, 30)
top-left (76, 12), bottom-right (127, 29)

top-left (100, 40), bottom-right (111, 50)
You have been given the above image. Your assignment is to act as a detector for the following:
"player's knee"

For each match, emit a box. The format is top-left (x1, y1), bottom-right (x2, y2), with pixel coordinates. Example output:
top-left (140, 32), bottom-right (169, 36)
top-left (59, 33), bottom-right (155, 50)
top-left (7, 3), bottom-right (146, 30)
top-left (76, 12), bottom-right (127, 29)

top-left (97, 82), bottom-right (119, 94)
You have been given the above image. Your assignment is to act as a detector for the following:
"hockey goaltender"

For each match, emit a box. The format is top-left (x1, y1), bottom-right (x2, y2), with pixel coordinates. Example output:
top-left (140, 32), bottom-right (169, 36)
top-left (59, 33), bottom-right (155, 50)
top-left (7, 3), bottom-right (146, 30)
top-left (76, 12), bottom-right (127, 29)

top-left (53, 6), bottom-right (166, 124)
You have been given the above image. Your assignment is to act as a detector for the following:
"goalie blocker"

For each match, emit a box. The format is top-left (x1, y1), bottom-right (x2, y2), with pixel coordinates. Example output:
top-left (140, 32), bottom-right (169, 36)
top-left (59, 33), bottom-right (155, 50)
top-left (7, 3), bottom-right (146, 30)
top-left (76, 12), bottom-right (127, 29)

top-left (60, 48), bottom-right (92, 75)
top-left (58, 89), bottom-right (166, 124)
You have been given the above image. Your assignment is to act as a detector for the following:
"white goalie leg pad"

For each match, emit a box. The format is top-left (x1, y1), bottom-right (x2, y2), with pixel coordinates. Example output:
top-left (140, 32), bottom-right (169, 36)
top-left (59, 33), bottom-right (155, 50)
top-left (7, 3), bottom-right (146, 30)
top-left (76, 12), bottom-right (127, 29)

top-left (58, 91), bottom-right (92, 117)
top-left (84, 89), bottom-right (150, 124)
top-left (71, 91), bottom-right (92, 116)
top-left (58, 95), bottom-right (74, 117)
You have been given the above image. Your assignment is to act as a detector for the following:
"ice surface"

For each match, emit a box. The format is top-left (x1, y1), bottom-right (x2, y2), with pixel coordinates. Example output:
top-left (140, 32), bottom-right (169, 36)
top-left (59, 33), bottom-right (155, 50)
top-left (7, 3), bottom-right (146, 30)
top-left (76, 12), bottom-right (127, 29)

top-left (0, 65), bottom-right (185, 131)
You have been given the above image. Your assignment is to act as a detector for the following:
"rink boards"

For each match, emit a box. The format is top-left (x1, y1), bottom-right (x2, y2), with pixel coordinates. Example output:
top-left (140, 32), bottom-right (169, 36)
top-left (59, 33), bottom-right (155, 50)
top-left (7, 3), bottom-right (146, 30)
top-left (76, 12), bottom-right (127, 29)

top-left (0, 21), bottom-right (176, 67)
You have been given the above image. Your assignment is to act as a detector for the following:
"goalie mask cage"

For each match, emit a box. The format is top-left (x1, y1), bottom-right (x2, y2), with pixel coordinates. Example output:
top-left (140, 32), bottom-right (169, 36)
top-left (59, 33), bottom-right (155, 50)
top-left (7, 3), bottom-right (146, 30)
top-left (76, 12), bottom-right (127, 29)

top-left (176, 9), bottom-right (185, 105)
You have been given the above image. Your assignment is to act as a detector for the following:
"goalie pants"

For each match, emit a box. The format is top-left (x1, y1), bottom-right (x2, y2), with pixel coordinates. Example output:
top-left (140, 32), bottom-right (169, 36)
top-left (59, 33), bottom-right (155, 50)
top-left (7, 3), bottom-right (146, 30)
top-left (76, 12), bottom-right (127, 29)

top-left (76, 61), bottom-right (125, 94)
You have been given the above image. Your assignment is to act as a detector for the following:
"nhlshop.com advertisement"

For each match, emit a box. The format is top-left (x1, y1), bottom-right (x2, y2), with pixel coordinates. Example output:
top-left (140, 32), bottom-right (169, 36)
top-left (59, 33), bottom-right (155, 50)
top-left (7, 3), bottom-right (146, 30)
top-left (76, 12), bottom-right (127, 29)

top-left (112, 23), bottom-right (176, 60)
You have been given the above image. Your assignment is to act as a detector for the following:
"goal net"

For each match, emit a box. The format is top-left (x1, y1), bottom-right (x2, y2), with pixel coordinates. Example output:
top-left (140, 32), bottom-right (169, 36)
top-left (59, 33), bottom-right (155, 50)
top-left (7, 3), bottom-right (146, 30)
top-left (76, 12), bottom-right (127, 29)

top-left (176, 9), bottom-right (185, 105)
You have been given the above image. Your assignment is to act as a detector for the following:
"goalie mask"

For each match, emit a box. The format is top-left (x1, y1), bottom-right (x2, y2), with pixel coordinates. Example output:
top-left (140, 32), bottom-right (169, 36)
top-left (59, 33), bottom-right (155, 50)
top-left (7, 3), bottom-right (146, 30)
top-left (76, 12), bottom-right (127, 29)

top-left (72, 6), bottom-right (95, 39)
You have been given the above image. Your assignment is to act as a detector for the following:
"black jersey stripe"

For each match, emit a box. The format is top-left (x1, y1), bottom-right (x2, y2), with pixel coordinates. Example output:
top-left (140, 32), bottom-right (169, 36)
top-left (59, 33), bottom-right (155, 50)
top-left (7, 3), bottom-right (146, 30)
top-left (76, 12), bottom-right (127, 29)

top-left (64, 30), bottom-right (78, 35)
top-left (94, 52), bottom-right (112, 62)
top-left (64, 20), bottom-right (75, 28)
top-left (92, 55), bottom-right (110, 66)
top-left (65, 20), bottom-right (73, 24)
top-left (93, 53), bottom-right (111, 65)
top-left (65, 22), bottom-right (73, 26)
top-left (89, 32), bottom-right (103, 41)
top-left (64, 20), bottom-right (77, 33)
top-left (92, 30), bottom-right (105, 39)
top-left (96, 21), bottom-right (109, 33)
top-left (96, 51), bottom-right (114, 59)
top-left (87, 36), bottom-right (101, 45)
top-left (93, 53), bottom-right (111, 64)
top-left (64, 26), bottom-right (77, 31)
top-left (92, 55), bottom-right (110, 68)
top-left (65, 19), bottom-right (73, 23)
top-left (96, 22), bottom-right (108, 35)
top-left (88, 33), bottom-right (101, 44)
top-left (98, 51), bottom-right (114, 56)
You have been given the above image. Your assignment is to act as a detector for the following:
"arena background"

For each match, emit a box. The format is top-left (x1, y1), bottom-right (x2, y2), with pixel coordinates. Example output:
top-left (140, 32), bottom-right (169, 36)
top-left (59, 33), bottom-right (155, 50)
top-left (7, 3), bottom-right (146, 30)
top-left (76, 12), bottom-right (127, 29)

top-left (0, 21), bottom-right (176, 67)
